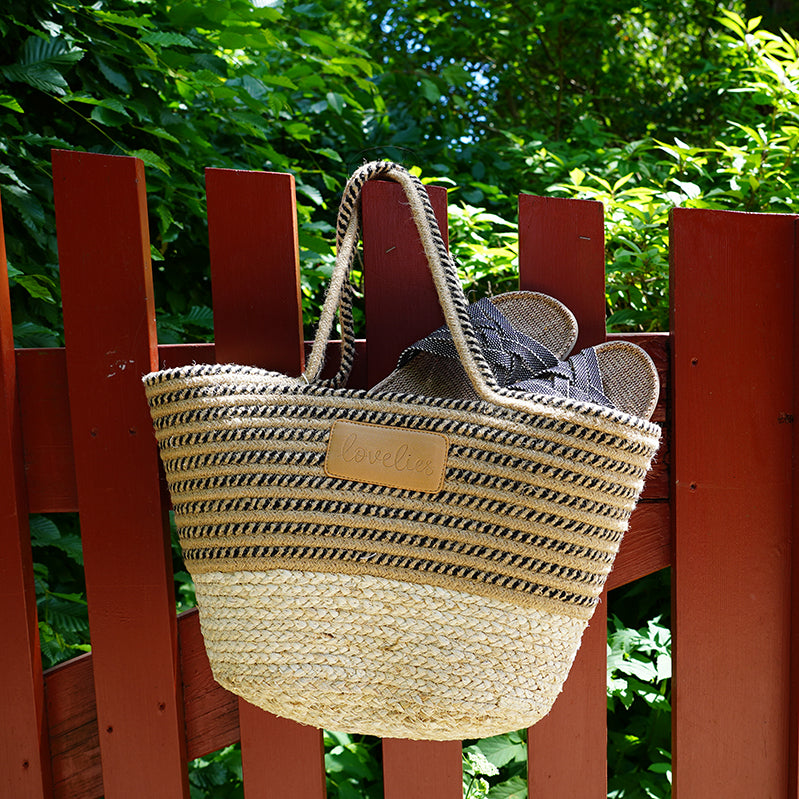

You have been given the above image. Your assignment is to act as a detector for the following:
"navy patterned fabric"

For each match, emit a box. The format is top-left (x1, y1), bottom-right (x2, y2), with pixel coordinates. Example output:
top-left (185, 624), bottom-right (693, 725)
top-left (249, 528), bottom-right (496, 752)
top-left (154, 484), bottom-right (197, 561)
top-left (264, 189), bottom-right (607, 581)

top-left (397, 297), bottom-right (561, 386)
top-left (510, 347), bottom-right (614, 409)
top-left (397, 297), bottom-right (615, 409)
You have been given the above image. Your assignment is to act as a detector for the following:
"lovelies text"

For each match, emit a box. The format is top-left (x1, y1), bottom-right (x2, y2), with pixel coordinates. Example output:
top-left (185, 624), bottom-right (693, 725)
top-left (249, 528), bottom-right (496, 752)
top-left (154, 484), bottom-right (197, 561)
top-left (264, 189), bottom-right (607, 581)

top-left (325, 420), bottom-right (448, 493)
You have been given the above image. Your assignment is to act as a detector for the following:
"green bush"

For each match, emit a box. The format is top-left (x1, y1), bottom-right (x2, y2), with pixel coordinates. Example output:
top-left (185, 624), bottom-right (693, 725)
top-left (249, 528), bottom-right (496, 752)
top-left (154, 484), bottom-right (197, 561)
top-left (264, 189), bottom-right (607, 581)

top-left (546, 10), bottom-right (799, 332)
top-left (607, 573), bottom-right (673, 799)
top-left (30, 514), bottom-right (90, 667)
top-left (1, 0), bottom-right (384, 345)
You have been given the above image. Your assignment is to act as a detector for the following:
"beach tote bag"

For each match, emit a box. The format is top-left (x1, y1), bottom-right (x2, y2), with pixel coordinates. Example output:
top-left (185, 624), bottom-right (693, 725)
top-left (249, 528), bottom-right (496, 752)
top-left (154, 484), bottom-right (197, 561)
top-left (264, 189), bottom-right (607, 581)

top-left (143, 161), bottom-right (660, 739)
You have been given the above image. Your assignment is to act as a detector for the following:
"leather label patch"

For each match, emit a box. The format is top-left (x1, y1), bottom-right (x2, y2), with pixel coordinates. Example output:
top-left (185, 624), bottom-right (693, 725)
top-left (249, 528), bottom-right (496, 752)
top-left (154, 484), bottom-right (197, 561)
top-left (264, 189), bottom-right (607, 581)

top-left (325, 420), bottom-right (448, 493)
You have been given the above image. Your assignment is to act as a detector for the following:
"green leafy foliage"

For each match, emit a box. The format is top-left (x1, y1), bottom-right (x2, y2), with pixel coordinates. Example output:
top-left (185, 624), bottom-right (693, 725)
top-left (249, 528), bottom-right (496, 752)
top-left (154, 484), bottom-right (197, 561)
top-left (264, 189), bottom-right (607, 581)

top-left (607, 572), bottom-right (673, 798)
top-left (447, 199), bottom-right (520, 301)
top-left (157, 304), bottom-right (215, 344)
top-left (30, 514), bottom-right (90, 667)
top-left (1, 0), bottom-right (385, 345)
top-left (1, 35), bottom-right (84, 95)
top-left (544, 10), bottom-right (799, 332)
top-left (463, 730), bottom-right (527, 798)
top-left (549, 145), bottom-right (673, 332)
top-left (608, 618), bottom-right (671, 715)
top-left (7, 2), bottom-right (794, 340)
top-left (324, 731), bottom-right (382, 798)
top-left (188, 745), bottom-right (243, 799)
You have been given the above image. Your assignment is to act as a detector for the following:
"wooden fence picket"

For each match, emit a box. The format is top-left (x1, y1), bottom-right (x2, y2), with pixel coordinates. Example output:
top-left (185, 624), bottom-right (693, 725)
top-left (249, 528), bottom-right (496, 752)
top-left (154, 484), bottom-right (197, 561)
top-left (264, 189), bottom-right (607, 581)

top-left (0, 180), bottom-right (53, 799)
top-left (519, 194), bottom-right (609, 797)
top-left (670, 208), bottom-right (796, 797)
top-left (53, 150), bottom-right (189, 798)
top-left (792, 219), bottom-right (799, 799)
top-left (205, 166), bottom-right (327, 798)
top-left (362, 178), bottom-right (449, 385)
top-left (362, 179), bottom-right (465, 797)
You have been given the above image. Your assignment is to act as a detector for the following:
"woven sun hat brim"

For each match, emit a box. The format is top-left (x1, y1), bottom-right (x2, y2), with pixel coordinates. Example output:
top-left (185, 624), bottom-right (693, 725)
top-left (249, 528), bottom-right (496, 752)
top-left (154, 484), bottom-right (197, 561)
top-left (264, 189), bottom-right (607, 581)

top-left (371, 290), bottom-right (578, 399)
top-left (594, 340), bottom-right (660, 420)
top-left (490, 291), bottom-right (578, 358)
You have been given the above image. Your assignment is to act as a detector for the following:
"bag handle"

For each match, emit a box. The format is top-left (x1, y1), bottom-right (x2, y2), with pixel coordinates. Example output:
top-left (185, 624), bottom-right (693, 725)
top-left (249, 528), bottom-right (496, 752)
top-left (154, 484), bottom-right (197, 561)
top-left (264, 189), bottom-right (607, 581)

top-left (302, 161), bottom-right (504, 404)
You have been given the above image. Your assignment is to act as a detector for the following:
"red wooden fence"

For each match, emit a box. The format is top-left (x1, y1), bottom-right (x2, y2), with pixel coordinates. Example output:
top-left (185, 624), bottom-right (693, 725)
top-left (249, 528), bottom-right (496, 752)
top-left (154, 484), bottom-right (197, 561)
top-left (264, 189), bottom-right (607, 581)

top-left (0, 148), bottom-right (796, 797)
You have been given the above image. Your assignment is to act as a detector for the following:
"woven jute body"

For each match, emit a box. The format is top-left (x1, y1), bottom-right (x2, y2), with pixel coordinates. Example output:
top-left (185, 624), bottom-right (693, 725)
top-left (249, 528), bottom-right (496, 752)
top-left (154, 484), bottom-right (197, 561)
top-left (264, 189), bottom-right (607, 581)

top-left (144, 361), bottom-right (660, 738)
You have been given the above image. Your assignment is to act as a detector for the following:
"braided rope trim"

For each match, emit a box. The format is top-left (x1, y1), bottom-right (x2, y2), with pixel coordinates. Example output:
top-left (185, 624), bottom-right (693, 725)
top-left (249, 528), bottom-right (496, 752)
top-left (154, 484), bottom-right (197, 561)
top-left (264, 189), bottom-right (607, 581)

top-left (177, 521), bottom-right (615, 591)
top-left (147, 382), bottom-right (659, 474)
top-left (171, 494), bottom-right (627, 551)
top-left (144, 363), bottom-right (661, 439)
top-left (156, 413), bottom-right (651, 483)
top-left (152, 388), bottom-right (655, 531)
top-left (305, 161), bottom-right (506, 397)
top-left (169, 476), bottom-right (634, 532)
top-left (177, 515), bottom-right (616, 568)
top-left (184, 544), bottom-right (601, 619)
top-left (165, 488), bottom-right (632, 613)
top-left (147, 380), bottom-right (659, 458)
top-left (172, 495), bottom-right (626, 555)
top-left (164, 449), bottom-right (642, 503)
top-left (164, 461), bottom-right (641, 524)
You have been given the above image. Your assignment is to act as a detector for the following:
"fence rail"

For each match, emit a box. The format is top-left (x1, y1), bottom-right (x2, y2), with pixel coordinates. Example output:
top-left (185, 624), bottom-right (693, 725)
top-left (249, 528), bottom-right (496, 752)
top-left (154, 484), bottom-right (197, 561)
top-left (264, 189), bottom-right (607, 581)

top-left (0, 149), bottom-right (796, 798)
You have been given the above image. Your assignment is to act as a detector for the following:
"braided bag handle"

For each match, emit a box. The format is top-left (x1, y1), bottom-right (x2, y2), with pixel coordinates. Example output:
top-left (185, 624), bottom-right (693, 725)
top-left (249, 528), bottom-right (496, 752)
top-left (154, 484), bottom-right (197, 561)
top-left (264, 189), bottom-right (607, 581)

top-left (303, 161), bottom-right (504, 403)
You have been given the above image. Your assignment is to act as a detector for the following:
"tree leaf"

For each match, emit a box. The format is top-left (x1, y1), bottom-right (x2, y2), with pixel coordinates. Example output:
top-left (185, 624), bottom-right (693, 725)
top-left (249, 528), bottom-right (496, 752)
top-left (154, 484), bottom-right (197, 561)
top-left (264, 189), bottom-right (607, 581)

top-left (185, 305), bottom-right (214, 330)
top-left (313, 147), bottom-right (342, 162)
top-left (299, 29), bottom-right (339, 56)
top-left (2, 62), bottom-right (69, 95)
top-left (18, 35), bottom-right (84, 67)
top-left (87, 8), bottom-right (155, 28)
top-left (29, 515), bottom-right (84, 564)
top-left (0, 184), bottom-right (46, 229)
top-left (141, 31), bottom-right (197, 49)
top-left (12, 322), bottom-right (61, 348)
top-left (420, 77), bottom-right (440, 103)
top-left (296, 182), bottom-right (323, 206)
top-left (326, 91), bottom-right (345, 114)
top-left (262, 74), bottom-right (299, 90)
top-left (96, 57), bottom-right (132, 93)
top-left (11, 273), bottom-right (58, 303)
top-left (0, 94), bottom-right (24, 113)
top-left (1, 36), bottom-right (83, 95)
top-left (475, 734), bottom-right (525, 768)
top-left (129, 148), bottom-right (171, 175)
top-left (241, 75), bottom-right (268, 99)
top-left (487, 775), bottom-right (528, 798)
top-left (90, 105), bottom-right (129, 126)
top-left (144, 126), bottom-right (180, 144)
top-left (29, 515), bottom-right (62, 547)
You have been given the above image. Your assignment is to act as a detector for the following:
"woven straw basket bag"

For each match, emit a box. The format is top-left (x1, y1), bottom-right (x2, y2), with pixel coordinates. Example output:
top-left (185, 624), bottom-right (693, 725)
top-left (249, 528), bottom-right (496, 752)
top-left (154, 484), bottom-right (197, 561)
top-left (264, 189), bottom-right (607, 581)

top-left (144, 161), bottom-right (660, 740)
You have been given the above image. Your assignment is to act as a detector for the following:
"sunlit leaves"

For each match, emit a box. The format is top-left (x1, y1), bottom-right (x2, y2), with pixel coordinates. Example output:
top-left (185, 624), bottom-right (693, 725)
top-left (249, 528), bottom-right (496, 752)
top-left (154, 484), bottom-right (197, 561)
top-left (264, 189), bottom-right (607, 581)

top-left (1, 0), bottom-right (386, 345)
top-left (606, 602), bottom-right (672, 799)
top-left (1, 35), bottom-right (84, 95)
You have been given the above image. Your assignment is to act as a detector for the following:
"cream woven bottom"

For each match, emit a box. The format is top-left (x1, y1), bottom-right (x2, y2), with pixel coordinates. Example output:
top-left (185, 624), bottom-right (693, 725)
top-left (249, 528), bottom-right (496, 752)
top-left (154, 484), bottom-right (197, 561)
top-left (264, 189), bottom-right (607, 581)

top-left (194, 569), bottom-right (589, 739)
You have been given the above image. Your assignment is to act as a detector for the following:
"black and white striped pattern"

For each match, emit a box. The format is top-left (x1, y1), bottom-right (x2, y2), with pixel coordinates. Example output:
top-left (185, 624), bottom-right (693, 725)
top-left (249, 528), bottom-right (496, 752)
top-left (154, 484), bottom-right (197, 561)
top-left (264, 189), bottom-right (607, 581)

top-left (144, 363), bottom-right (660, 618)
top-left (396, 296), bottom-right (563, 386)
